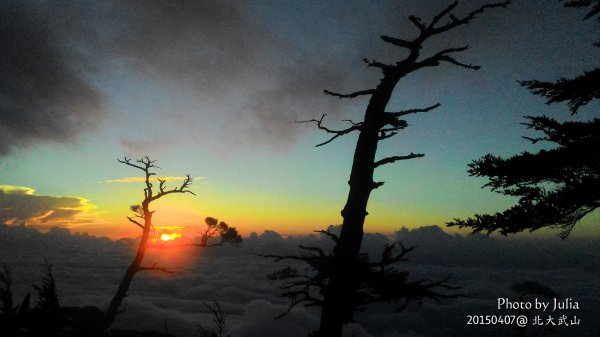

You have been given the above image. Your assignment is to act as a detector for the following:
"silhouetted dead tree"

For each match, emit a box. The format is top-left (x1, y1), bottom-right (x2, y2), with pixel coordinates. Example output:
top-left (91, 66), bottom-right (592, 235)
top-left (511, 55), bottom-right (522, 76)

top-left (189, 217), bottom-right (242, 248)
top-left (261, 230), bottom-right (462, 323)
top-left (197, 301), bottom-right (231, 337)
top-left (297, 1), bottom-right (510, 335)
top-left (104, 156), bottom-right (195, 330)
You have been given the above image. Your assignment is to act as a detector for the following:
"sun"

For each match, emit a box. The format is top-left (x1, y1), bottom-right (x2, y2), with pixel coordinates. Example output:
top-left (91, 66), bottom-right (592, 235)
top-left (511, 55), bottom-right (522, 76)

top-left (160, 233), bottom-right (181, 242)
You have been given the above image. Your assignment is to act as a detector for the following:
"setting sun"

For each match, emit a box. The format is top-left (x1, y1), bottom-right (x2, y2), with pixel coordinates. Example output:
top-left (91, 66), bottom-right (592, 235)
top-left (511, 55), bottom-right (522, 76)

top-left (160, 233), bottom-right (181, 242)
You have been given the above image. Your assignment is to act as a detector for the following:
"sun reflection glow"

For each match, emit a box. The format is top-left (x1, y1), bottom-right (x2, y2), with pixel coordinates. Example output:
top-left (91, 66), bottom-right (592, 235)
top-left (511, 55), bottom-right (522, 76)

top-left (160, 233), bottom-right (181, 242)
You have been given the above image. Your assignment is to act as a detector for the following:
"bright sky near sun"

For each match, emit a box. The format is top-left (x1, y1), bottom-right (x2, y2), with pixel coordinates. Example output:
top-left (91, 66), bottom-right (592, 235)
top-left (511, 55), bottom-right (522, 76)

top-left (1, 0), bottom-right (598, 239)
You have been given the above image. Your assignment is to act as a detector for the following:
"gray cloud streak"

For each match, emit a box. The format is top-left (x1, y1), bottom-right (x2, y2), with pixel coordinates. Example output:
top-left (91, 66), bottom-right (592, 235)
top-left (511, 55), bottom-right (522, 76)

top-left (0, 185), bottom-right (88, 226)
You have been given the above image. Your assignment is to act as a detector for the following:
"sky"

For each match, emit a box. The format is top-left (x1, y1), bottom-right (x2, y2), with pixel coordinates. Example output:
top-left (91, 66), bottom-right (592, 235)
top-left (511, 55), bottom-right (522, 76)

top-left (1, 0), bottom-right (598, 239)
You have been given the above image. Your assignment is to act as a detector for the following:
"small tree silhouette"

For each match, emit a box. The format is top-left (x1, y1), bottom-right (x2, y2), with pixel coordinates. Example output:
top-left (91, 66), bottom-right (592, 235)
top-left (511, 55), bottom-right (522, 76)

top-left (197, 301), bottom-right (231, 337)
top-left (0, 264), bottom-right (30, 336)
top-left (447, 1), bottom-right (599, 238)
top-left (104, 156), bottom-right (195, 330)
top-left (30, 260), bottom-right (62, 337)
top-left (191, 217), bottom-right (242, 248)
top-left (297, 1), bottom-right (510, 335)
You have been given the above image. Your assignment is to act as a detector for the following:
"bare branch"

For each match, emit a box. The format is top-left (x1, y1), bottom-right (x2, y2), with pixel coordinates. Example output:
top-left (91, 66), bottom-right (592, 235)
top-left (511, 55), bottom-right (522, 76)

top-left (117, 157), bottom-right (145, 172)
top-left (374, 153), bottom-right (425, 168)
top-left (187, 241), bottom-right (226, 248)
top-left (127, 217), bottom-right (144, 229)
top-left (254, 252), bottom-right (310, 262)
top-left (438, 55), bottom-right (480, 70)
top-left (429, 1), bottom-right (511, 35)
top-left (380, 35), bottom-right (415, 50)
top-left (386, 103), bottom-right (441, 118)
top-left (341, 119), bottom-right (361, 127)
top-left (314, 229), bottom-right (339, 244)
top-left (378, 131), bottom-right (398, 140)
top-left (408, 15), bottom-right (426, 32)
top-left (428, 0), bottom-right (459, 30)
top-left (296, 114), bottom-right (362, 147)
top-left (363, 58), bottom-right (393, 70)
top-left (150, 174), bottom-right (196, 201)
top-left (137, 265), bottom-right (173, 274)
top-left (416, 45), bottom-right (479, 71)
top-left (298, 245), bottom-right (326, 258)
top-left (372, 181), bottom-right (385, 189)
top-left (323, 89), bottom-right (375, 99)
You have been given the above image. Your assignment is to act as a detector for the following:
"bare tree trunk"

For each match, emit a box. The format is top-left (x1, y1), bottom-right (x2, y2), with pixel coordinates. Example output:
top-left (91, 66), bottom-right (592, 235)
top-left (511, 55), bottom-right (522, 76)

top-left (312, 2), bottom-right (510, 335)
top-left (319, 77), bottom-right (397, 336)
top-left (103, 157), bottom-right (194, 331)
top-left (104, 207), bottom-right (152, 329)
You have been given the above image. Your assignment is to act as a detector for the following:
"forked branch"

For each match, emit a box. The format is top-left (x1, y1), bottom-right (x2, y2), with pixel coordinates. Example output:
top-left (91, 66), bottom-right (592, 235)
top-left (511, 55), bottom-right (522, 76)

top-left (137, 265), bottom-right (174, 274)
top-left (296, 114), bottom-right (363, 147)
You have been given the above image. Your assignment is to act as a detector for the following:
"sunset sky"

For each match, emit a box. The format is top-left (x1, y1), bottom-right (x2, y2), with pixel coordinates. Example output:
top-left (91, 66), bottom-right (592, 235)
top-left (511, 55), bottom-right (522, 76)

top-left (1, 0), bottom-right (598, 239)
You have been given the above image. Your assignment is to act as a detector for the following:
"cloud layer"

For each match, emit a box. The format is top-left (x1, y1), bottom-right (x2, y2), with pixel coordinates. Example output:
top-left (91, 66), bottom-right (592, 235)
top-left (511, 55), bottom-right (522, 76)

top-left (1, 224), bottom-right (598, 337)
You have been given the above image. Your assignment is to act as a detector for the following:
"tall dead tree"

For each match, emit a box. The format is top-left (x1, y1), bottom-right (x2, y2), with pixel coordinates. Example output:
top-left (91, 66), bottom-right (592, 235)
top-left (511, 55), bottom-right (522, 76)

top-left (299, 2), bottom-right (510, 336)
top-left (104, 156), bottom-right (195, 330)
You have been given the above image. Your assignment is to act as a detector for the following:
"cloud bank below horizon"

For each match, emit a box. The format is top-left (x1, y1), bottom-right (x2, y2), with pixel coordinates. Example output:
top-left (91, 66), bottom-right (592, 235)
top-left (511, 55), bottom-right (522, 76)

top-left (1, 223), bottom-right (598, 337)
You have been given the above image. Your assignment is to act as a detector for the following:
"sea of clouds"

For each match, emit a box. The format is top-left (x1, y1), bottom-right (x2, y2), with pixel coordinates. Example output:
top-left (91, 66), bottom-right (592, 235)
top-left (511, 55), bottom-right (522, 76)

top-left (1, 224), bottom-right (599, 337)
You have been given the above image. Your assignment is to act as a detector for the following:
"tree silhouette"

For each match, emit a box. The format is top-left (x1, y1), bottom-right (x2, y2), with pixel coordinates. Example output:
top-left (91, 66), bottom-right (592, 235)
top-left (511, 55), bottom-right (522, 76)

top-left (0, 264), bottom-right (30, 336)
top-left (30, 260), bottom-right (62, 337)
top-left (104, 156), bottom-right (195, 330)
top-left (297, 1), bottom-right (510, 335)
top-left (448, 1), bottom-right (599, 239)
top-left (196, 301), bottom-right (231, 337)
top-left (190, 217), bottom-right (242, 248)
top-left (261, 230), bottom-right (463, 326)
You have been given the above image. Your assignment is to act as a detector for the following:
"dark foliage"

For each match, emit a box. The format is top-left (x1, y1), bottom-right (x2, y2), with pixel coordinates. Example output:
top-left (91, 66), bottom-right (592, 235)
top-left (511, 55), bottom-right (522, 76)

top-left (519, 69), bottom-right (600, 114)
top-left (0, 264), bottom-right (30, 336)
top-left (30, 261), bottom-right (63, 337)
top-left (193, 217), bottom-right (242, 248)
top-left (0, 262), bottom-right (108, 337)
top-left (261, 230), bottom-right (464, 323)
top-left (0, 262), bottom-right (181, 337)
top-left (448, 2), bottom-right (599, 238)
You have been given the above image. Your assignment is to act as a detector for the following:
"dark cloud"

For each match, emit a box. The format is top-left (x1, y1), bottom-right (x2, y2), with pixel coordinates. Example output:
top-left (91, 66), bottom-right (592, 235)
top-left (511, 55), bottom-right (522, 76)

top-left (1, 0), bottom-right (595, 156)
top-left (0, 1), bottom-right (104, 156)
top-left (1, 224), bottom-right (599, 336)
top-left (0, 185), bottom-right (89, 227)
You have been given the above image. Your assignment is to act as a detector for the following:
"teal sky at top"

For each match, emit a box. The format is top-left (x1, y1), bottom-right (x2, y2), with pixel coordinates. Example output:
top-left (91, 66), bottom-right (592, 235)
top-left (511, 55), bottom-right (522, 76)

top-left (0, 0), bottom-right (598, 237)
